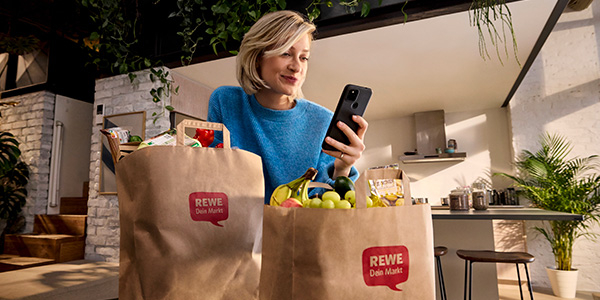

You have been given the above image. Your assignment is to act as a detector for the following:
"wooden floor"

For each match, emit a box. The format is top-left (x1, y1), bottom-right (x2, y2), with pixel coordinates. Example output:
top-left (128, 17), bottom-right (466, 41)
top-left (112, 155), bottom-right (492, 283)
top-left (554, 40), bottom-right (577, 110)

top-left (498, 281), bottom-right (598, 300)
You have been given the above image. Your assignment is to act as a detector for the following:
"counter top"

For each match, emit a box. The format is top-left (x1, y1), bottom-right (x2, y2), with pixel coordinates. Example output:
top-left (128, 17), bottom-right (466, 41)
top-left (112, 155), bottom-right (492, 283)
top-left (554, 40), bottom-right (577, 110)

top-left (431, 207), bottom-right (583, 221)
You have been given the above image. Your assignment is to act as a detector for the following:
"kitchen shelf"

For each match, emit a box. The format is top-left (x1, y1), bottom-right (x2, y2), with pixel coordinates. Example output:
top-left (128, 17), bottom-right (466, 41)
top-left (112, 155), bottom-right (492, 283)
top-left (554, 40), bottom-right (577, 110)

top-left (399, 152), bottom-right (467, 164)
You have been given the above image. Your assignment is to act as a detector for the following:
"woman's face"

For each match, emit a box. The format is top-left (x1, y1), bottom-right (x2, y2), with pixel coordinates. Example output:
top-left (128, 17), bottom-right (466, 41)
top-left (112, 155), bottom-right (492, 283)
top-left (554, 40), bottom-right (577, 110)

top-left (258, 33), bottom-right (310, 98)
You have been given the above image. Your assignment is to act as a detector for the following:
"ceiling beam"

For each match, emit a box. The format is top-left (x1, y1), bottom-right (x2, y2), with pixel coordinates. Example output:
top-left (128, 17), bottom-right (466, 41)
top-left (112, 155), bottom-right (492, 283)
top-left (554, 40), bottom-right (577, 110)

top-left (502, 0), bottom-right (570, 107)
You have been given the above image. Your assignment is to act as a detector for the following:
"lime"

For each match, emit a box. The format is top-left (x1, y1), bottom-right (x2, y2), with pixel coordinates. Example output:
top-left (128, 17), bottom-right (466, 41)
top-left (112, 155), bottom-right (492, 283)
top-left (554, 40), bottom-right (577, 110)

top-left (129, 135), bottom-right (143, 142)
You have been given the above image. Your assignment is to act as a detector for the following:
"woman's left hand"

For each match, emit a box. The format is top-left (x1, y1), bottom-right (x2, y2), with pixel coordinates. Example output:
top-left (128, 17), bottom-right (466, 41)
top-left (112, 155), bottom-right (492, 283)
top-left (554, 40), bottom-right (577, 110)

top-left (323, 115), bottom-right (368, 178)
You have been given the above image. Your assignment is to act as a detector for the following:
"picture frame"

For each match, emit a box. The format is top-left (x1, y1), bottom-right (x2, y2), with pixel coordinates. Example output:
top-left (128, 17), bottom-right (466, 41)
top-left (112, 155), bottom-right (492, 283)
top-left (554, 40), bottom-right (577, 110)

top-left (100, 111), bottom-right (146, 194)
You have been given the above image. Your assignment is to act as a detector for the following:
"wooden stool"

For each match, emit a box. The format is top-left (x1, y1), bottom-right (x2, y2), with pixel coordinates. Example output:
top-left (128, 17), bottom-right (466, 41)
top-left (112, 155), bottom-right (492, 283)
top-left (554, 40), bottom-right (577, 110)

top-left (456, 250), bottom-right (535, 300)
top-left (434, 246), bottom-right (448, 300)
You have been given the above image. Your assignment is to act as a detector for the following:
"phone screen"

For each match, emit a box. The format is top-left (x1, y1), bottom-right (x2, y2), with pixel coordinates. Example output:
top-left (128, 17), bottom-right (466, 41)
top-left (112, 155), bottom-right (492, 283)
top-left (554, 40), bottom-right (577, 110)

top-left (322, 84), bottom-right (372, 151)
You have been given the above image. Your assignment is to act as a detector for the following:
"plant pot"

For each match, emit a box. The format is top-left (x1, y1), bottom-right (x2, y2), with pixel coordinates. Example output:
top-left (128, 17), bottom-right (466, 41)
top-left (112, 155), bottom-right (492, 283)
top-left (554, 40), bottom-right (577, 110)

top-left (546, 267), bottom-right (579, 298)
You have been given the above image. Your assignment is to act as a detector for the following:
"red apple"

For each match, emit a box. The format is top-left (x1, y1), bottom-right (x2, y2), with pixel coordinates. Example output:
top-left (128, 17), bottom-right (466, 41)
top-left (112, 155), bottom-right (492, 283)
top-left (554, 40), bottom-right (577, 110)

top-left (280, 198), bottom-right (303, 208)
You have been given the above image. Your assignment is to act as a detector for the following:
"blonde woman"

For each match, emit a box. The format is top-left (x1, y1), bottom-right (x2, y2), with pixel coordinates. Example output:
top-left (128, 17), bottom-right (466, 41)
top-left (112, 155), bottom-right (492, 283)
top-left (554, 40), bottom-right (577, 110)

top-left (208, 10), bottom-right (368, 204)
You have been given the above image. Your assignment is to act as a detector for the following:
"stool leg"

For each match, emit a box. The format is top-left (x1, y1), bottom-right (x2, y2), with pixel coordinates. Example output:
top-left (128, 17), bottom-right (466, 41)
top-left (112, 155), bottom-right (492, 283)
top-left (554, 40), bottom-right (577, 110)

top-left (463, 260), bottom-right (469, 300)
top-left (516, 263), bottom-right (524, 300)
top-left (469, 261), bottom-right (473, 300)
top-left (524, 263), bottom-right (534, 300)
top-left (436, 256), bottom-right (447, 300)
top-left (439, 259), bottom-right (447, 300)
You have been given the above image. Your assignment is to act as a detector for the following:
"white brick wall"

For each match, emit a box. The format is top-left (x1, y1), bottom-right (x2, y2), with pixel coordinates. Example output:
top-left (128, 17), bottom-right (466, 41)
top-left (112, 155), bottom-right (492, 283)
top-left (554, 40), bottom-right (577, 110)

top-left (509, 1), bottom-right (600, 291)
top-left (86, 68), bottom-right (172, 262)
top-left (0, 91), bottom-right (55, 232)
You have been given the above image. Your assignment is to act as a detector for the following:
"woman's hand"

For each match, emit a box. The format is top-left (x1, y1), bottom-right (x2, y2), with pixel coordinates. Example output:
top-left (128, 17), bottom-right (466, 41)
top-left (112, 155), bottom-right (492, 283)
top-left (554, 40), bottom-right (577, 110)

top-left (322, 115), bottom-right (368, 178)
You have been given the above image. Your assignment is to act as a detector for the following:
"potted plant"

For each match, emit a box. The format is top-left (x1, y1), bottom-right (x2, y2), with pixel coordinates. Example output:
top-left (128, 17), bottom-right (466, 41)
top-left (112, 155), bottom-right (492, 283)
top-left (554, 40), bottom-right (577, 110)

top-left (0, 131), bottom-right (29, 253)
top-left (496, 133), bottom-right (600, 298)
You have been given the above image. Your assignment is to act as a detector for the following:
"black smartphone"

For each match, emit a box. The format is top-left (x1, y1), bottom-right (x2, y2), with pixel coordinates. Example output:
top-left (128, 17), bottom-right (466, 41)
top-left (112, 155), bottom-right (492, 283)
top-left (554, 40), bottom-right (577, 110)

top-left (322, 84), bottom-right (372, 151)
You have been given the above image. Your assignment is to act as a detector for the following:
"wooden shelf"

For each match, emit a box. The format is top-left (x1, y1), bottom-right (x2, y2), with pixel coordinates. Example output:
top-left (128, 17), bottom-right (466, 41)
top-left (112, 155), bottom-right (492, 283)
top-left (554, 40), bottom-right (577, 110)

top-left (400, 152), bottom-right (467, 163)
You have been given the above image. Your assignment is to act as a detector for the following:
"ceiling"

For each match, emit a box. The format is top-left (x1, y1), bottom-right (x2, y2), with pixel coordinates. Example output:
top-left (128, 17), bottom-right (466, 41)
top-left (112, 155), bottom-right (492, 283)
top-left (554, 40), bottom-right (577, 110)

top-left (173, 0), bottom-right (559, 121)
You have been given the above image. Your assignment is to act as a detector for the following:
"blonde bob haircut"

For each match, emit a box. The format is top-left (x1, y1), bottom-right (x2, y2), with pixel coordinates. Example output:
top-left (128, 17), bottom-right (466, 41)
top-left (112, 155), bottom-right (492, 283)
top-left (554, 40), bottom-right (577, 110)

top-left (237, 10), bottom-right (316, 99)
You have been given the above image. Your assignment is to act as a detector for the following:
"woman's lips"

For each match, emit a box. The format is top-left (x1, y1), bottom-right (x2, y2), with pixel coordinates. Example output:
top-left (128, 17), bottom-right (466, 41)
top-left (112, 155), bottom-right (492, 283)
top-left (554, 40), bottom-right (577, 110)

top-left (282, 75), bottom-right (298, 84)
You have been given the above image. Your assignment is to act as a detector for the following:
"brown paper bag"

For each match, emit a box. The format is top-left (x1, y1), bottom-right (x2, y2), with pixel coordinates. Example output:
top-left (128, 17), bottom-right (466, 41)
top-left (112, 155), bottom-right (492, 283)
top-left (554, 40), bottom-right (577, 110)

top-left (111, 120), bottom-right (264, 300)
top-left (259, 168), bottom-right (435, 300)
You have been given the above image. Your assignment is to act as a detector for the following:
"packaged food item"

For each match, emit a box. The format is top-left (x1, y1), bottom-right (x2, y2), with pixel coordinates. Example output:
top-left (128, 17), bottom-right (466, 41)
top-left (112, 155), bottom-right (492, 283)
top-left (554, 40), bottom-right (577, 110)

top-left (138, 129), bottom-right (201, 149)
top-left (106, 127), bottom-right (131, 144)
top-left (368, 178), bottom-right (405, 207)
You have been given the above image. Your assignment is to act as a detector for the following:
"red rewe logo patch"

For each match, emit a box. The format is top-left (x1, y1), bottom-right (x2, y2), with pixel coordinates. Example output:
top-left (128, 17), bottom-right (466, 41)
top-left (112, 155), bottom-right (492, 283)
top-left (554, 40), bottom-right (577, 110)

top-left (189, 192), bottom-right (228, 227)
top-left (362, 245), bottom-right (409, 291)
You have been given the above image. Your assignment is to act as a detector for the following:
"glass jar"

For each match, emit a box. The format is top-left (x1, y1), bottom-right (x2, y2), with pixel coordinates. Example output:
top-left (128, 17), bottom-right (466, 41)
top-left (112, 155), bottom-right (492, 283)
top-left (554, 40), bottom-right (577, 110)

top-left (449, 188), bottom-right (469, 211)
top-left (472, 188), bottom-right (489, 210)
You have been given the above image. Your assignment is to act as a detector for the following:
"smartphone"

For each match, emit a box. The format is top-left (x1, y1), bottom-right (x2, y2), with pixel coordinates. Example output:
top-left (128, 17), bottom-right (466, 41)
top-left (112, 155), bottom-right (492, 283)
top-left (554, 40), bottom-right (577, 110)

top-left (322, 84), bottom-right (372, 151)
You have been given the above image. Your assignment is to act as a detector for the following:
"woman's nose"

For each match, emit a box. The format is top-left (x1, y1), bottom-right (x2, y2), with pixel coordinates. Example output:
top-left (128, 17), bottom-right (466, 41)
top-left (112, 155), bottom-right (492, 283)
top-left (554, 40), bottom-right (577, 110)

top-left (288, 58), bottom-right (301, 73)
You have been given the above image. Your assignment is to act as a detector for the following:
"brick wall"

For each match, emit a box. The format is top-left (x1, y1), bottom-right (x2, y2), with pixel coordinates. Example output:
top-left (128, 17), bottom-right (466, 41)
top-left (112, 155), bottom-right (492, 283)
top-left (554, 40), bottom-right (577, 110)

top-left (508, 2), bottom-right (600, 291)
top-left (0, 91), bottom-right (55, 233)
top-left (86, 68), bottom-right (171, 262)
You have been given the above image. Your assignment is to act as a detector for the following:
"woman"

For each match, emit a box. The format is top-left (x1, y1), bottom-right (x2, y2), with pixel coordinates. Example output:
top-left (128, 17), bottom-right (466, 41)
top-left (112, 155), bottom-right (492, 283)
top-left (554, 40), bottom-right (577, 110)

top-left (208, 10), bottom-right (368, 204)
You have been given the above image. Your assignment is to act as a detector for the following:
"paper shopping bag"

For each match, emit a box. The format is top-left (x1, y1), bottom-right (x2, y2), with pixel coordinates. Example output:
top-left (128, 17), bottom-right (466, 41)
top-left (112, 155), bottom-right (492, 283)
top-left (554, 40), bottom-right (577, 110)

top-left (110, 120), bottom-right (264, 300)
top-left (259, 168), bottom-right (435, 300)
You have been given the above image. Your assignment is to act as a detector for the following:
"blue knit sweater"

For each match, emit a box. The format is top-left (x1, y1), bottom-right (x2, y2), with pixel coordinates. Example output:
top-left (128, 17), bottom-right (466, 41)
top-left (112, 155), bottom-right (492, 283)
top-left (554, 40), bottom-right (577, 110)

top-left (207, 86), bottom-right (358, 204)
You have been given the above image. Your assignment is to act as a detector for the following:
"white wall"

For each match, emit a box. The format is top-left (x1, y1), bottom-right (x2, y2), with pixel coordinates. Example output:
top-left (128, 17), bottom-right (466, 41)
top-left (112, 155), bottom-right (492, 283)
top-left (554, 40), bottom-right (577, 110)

top-left (359, 107), bottom-right (514, 204)
top-left (509, 1), bottom-right (600, 291)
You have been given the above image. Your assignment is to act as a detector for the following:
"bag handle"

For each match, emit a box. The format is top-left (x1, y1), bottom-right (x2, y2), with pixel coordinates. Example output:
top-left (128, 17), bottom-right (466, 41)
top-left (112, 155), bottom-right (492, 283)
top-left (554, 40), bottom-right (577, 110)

top-left (176, 120), bottom-right (231, 148)
top-left (100, 129), bottom-right (121, 165)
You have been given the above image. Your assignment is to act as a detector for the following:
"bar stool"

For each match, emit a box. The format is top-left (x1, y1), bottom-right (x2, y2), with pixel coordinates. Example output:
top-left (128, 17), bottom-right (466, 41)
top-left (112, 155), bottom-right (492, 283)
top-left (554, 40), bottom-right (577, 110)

top-left (434, 246), bottom-right (448, 300)
top-left (456, 250), bottom-right (535, 300)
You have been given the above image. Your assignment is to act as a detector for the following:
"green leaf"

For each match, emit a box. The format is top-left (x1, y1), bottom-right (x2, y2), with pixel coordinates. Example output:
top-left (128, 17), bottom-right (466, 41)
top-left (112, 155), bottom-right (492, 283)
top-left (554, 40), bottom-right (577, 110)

top-left (212, 4), bottom-right (230, 14)
top-left (165, 105), bottom-right (174, 111)
top-left (361, 2), bottom-right (371, 17)
top-left (144, 58), bottom-right (152, 68)
top-left (277, 0), bottom-right (286, 9)
top-left (217, 31), bottom-right (228, 39)
top-left (90, 32), bottom-right (100, 41)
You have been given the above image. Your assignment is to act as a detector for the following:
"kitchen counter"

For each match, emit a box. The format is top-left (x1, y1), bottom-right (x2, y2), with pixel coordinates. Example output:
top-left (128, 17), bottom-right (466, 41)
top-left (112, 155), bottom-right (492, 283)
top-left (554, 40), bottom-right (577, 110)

top-left (430, 206), bottom-right (583, 221)
top-left (429, 206), bottom-right (582, 300)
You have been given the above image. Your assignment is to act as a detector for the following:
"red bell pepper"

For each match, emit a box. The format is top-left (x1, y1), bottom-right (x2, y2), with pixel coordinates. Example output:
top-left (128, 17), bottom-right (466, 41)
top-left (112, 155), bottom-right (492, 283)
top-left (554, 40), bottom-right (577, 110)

top-left (193, 128), bottom-right (214, 147)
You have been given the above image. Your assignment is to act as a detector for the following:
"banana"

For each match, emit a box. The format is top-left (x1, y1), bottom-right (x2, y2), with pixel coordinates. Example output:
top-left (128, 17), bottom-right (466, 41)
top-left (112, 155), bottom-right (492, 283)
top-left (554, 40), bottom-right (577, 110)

top-left (270, 168), bottom-right (318, 206)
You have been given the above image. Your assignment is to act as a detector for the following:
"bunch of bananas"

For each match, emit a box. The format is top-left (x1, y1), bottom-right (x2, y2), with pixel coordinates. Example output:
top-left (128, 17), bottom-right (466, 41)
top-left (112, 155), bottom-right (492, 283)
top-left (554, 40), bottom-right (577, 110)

top-left (270, 168), bottom-right (318, 207)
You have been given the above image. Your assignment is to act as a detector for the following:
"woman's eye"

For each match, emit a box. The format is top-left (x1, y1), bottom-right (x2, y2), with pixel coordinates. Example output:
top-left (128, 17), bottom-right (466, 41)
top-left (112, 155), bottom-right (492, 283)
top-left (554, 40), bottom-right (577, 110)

top-left (282, 52), bottom-right (291, 57)
top-left (301, 57), bottom-right (309, 61)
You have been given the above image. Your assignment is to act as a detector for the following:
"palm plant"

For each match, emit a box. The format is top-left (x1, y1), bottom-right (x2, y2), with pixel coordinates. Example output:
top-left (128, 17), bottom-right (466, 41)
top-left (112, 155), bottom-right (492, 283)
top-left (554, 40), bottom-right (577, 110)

top-left (0, 131), bottom-right (29, 253)
top-left (496, 133), bottom-right (600, 271)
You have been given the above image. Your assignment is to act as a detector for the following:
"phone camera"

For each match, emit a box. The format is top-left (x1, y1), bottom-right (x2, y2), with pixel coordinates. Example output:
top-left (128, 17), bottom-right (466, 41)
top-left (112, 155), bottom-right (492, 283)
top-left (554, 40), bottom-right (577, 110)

top-left (347, 89), bottom-right (359, 101)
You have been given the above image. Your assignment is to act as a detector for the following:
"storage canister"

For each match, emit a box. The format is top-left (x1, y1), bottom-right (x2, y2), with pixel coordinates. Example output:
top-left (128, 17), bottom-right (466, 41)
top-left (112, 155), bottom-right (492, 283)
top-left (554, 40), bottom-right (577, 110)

top-left (449, 188), bottom-right (469, 211)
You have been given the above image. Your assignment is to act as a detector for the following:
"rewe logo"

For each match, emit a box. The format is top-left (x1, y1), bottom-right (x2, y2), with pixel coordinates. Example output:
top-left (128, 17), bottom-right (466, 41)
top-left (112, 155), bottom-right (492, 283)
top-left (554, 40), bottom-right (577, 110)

top-left (362, 245), bottom-right (409, 291)
top-left (189, 192), bottom-right (229, 227)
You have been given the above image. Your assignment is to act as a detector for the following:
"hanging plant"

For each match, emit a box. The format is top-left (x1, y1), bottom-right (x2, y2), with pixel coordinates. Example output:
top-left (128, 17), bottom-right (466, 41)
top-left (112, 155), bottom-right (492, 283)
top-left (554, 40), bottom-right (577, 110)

top-left (469, 0), bottom-right (520, 65)
top-left (79, 0), bottom-right (177, 120)
top-left (170, 0), bottom-right (517, 66)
